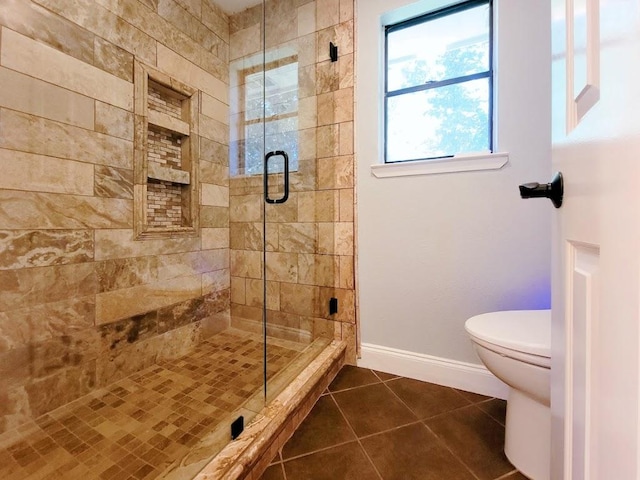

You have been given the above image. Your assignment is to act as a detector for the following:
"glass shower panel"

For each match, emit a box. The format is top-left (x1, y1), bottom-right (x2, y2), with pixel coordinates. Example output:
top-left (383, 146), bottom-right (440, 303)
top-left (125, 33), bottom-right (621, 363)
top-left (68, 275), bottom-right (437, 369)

top-left (229, 0), bottom-right (338, 413)
top-left (261, 0), bottom-right (336, 402)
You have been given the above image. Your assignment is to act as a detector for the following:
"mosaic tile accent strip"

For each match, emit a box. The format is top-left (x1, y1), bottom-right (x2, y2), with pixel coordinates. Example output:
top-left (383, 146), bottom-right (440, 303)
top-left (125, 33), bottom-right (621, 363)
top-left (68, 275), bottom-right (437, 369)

top-left (147, 179), bottom-right (183, 228)
top-left (147, 126), bottom-right (182, 170)
top-left (0, 330), bottom-right (301, 480)
top-left (148, 84), bottom-right (183, 120)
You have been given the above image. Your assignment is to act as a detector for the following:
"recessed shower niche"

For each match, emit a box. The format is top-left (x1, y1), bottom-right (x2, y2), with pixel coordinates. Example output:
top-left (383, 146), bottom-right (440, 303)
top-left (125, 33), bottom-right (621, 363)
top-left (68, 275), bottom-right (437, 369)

top-left (134, 61), bottom-right (200, 239)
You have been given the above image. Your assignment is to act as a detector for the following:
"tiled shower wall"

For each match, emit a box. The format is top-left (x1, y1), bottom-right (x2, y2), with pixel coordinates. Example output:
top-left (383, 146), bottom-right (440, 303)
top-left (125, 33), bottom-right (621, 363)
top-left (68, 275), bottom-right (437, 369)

top-left (0, 0), bottom-right (232, 435)
top-left (228, 0), bottom-right (357, 361)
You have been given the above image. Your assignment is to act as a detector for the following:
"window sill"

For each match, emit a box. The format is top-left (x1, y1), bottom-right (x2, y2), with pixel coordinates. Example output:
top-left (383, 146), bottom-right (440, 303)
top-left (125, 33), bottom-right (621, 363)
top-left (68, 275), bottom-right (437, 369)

top-left (371, 152), bottom-right (509, 178)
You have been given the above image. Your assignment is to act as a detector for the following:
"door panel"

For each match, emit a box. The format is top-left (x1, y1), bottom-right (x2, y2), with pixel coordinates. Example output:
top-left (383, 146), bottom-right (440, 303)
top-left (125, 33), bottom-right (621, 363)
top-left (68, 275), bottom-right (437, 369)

top-left (551, 0), bottom-right (640, 478)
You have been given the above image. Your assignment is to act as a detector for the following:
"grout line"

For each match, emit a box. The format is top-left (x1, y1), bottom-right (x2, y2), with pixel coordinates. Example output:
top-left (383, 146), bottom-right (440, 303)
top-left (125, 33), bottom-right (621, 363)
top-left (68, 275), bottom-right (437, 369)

top-left (421, 420), bottom-right (482, 480)
top-left (280, 438), bottom-right (362, 464)
top-left (494, 469), bottom-right (520, 480)
top-left (328, 391), bottom-right (384, 480)
top-left (327, 380), bottom-right (382, 395)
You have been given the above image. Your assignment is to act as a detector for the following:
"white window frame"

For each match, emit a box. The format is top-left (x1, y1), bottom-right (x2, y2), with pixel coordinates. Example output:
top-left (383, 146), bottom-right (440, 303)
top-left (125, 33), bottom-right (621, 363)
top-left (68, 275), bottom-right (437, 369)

top-left (374, 0), bottom-right (509, 178)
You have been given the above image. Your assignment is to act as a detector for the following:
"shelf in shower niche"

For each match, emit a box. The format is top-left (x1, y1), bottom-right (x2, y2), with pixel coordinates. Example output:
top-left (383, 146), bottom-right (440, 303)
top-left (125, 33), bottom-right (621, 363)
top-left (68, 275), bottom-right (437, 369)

top-left (147, 163), bottom-right (191, 185)
top-left (148, 110), bottom-right (190, 136)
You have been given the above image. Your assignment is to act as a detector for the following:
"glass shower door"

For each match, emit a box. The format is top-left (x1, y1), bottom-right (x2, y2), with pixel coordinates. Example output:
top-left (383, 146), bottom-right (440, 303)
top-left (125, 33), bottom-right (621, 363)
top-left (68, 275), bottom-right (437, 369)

top-left (260, 0), bottom-right (336, 401)
top-left (229, 0), bottom-right (337, 409)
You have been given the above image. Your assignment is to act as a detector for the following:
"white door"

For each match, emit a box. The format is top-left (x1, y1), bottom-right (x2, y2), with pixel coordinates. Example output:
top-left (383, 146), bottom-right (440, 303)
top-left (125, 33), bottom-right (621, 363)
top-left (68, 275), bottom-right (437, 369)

top-left (550, 0), bottom-right (640, 478)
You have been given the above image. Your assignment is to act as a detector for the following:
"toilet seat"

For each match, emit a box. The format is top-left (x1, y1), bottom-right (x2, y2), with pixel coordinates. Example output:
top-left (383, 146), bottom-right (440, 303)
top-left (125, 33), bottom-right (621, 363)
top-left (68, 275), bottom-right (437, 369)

top-left (465, 310), bottom-right (551, 368)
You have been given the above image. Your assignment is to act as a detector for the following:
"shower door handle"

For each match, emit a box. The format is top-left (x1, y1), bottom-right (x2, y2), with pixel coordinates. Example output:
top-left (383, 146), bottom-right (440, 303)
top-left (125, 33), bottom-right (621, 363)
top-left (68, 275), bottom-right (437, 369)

top-left (264, 150), bottom-right (289, 204)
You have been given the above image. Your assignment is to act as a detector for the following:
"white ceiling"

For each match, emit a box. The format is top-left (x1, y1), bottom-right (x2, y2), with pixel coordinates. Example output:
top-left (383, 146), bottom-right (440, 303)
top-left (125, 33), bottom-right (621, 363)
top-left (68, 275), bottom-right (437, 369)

top-left (214, 0), bottom-right (261, 14)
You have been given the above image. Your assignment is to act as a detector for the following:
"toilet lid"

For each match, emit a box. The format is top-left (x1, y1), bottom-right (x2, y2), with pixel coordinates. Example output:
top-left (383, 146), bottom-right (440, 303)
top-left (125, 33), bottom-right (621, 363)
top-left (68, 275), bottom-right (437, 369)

top-left (465, 310), bottom-right (551, 358)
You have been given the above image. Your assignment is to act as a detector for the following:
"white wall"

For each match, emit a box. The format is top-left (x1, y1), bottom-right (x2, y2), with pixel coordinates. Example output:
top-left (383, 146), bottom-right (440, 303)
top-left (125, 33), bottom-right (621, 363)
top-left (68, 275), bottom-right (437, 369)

top-left (356, 0), bottom-right (552, 366)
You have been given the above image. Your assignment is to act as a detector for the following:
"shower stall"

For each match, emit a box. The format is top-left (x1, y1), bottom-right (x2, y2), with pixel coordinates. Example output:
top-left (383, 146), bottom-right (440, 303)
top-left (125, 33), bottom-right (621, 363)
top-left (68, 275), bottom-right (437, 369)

top-left (0, 0), bottom-right (355, 478)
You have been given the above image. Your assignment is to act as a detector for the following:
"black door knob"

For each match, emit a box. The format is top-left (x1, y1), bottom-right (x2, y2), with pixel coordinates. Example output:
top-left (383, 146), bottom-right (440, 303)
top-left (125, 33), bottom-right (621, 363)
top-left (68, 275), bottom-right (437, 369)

top-left (519, 172), bottom-right (563, 208)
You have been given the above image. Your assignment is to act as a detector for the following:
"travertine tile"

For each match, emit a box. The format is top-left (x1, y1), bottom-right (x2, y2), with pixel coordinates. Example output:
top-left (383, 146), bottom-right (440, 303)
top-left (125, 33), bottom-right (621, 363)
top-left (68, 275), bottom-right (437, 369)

top-left (94, 229), bottom-right (201, 261)
top-left (298, 190), bottom-right (338, 222)
top-left (0, 230), bottom-right (93, 271)
top-left (158, 0), bottom-right (226, 62)
top-left (230, 222), bottom-right (263, 251)
top-left (315, 61), bottom-right (339, 94)
top-left (0, 295), bottom-right (95, 352)
top-left (266, 252), bottom-right (299, 283)
top-left (316, 0), bottom-right (340, 30)
top-left (265, 0), bottom-right (298, 47)
top-left (317, 92), bottom-right (335, 126)
top-left (318, 20), bottom-right (354, 63)
top-left (0, 0), bottom-right (95, 65)
top-left (201, 93), bottom-right (230, 125)
top-left (33, 0), bottom-right (156, 64)
top-left (317, 155), bottom-right (354, 189)
top-left (299, 65), bottom-right (317, 99)
top-left (298, 254), bottom-right (335, 287)
top-left (298, 2), bottom-right (316, 36)
top-left (246, 279), bottom-right (280, 310)
top-left (97, 0), bottom-right (227, 80)
top-left (0, 190), bottom-right (131, 230)
top-left (339, 52), bottom-right (354, 89)
top-left (0, 67), bottom-right (94, 130)
top-left (298, 33), bottom-right (317, 68)
top-left (202, 206), bottom-right (230, 228)
top-left (202, 268), bottom-right (231, 295)
top-left (338, 255), bottom-right (355, 290)
top-left (95, 102), bottom-right (134, 141)
top-left (156, 250), bottom-right (230, 280)
top-left (317, 222), bottom-right (334, 254)
top-left (201, 159), bottom-right (229, 186)
top-left (200, 114), bottom-right (229, 145)
top-left (231, 276), bottom-right (246, 304)
top-left (334, 88), bottom-right (353, 123)
top-left (280, 283), bottom-right (319, 317)
top-left (202, 228), bottom-right (230, 249)
top-left (96, 255), bottom-right (158, 293)
top-left (339, 121), bottom-right (354, 155)
top-left (0, 263), bottom-right (97, 312)
top-left (157, 43), bottom-right (228, 103)
top-left (299, 96), bottom-right (318, 130)
top-left (316, 125), bottom-right (340, 158)
top-left (230, 194), bottom-right (262, 222)
top-left (0, 109), bottom-right (133, 170)
top-left (231, 250), bottom-right (263, 279)
top-left (278, 223), bottom-right (317, 253)
top-left (95, 274), bottom-right (202, 325)
top-left (1, 27), bottom-right (133, 111)
top-left (176, 0), bottom-right (202, 19)
top-left (339, 189), bottom-right (354, 222)
top-left (202, 1), bottom-right (230, 44)
top-left (202, 184), bottom-right (230, 207)
top-left (95, 166), bottom-right (134, 199)
top-left (335, 222), bottom-right (353, 255)
top-left (0, 149), bottom-right (94, 196)
top-left (340, 0), bottom-right (354, 22)
top-left (299, 129), bottom-right (317, 160)
top-left (230, 23), bottom-right (262, 61)
top-left (94, 36), bottom-right (134, 82)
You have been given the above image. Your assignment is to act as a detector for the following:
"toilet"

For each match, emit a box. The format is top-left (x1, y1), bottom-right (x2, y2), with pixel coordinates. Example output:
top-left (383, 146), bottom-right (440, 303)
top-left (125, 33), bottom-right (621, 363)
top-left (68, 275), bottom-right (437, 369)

top-left (465, 310), bottom-right (551, 480)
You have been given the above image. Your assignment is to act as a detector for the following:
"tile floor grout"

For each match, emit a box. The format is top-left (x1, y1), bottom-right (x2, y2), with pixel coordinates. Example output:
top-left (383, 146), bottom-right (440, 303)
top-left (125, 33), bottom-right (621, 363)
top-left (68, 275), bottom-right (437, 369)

top-left (328, 389), bottom-right (384, 480)
top-left (262, 366), bottom-right (526, 480)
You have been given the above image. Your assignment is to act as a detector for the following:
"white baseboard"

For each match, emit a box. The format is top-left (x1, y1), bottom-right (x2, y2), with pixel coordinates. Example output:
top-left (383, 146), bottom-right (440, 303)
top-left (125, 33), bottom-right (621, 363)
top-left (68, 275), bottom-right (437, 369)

top-left (358, 343), bottom-right (509, 400)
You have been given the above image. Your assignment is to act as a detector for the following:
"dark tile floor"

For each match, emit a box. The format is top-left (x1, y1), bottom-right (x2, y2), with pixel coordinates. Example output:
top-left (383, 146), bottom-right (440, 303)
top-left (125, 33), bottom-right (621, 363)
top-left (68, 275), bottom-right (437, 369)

top-left (261, 366), bottom-right (528, 480)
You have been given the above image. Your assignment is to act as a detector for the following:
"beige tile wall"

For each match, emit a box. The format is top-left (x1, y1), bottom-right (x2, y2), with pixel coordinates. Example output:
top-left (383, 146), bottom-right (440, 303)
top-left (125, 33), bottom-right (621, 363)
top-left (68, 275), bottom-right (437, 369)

top-left (0, 0), bottom-right (356, 437)
top-left (228, 0), bottom-right (356, 360)
top-left (0, 0), bottom-right (231, 434)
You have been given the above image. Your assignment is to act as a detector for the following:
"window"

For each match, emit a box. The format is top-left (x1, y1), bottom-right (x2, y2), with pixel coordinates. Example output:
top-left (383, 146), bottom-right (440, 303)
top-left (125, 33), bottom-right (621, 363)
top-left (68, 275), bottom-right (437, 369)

top-left (231, 56), bottom-right (299, 176)
top-left (385, 0), bottom-right (493, 163)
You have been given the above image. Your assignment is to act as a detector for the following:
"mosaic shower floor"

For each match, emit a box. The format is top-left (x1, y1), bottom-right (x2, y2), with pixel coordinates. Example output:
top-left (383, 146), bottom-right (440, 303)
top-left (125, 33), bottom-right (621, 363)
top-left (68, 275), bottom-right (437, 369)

top-left (0, 329), bottom-right (309, 480)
